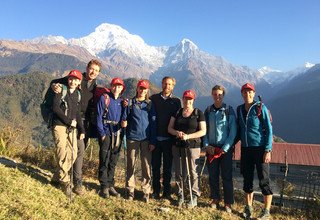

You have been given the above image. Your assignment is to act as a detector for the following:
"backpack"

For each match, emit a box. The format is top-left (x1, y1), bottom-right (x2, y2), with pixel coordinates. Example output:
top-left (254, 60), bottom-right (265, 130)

top-left (257, 95), bottom-right (273, 124)
top-left (40, 84), bottom-right (81, 128)
top-left (89, 86), bottom-right (111, 126)
top-left (127, 98), bottom-right (152, 115)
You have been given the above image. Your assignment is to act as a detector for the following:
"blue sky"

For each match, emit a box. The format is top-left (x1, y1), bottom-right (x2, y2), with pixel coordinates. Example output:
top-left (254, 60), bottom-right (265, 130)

top-left (1, 0), bottom-right (319, 71)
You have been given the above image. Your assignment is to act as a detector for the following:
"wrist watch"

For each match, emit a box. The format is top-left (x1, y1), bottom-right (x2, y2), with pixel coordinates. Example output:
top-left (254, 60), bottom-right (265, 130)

top-left (265, 150), bottom-right (272, 153)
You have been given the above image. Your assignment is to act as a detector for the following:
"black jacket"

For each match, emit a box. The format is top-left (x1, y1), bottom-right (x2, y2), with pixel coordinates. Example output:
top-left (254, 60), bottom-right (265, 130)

top-left (150, 92), bottom-right (181, 137)
top-left (50, 72), bottom-right (97, 118)
top-left (52, 89), bottom-right (85, 134)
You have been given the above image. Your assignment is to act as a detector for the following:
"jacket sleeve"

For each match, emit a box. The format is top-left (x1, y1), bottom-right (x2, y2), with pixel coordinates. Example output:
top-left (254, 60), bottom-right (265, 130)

top-left (52, 92), bottom-right (72, 126)
top-left (202, 107), bottom-right (210, 148)
top-left (262, 105), bottom-right (273, 151)
top-left (96, 95), bottom-right (106, 137)
top-left (221, 107), bottom-right (237, 153)
top-left (148, 102), bottom-right (157, 145)
top-left (76, 107), bottom-right (85, 135)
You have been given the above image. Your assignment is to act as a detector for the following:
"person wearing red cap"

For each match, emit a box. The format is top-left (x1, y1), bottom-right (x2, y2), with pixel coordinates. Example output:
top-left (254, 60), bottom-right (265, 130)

top-left (124, 79), bottom-right (156, 203)
top-left (202, 85), bottom-right (237, 213)
top-left (168, 89), bottom-right (206, 207)
top-left (48, 59), bottom-right (102, 195)
top-left (237, 83), bottom-right (273, 220)
top-left (51, 70), bottom-right (85, 196)
top-left (96, 77), bottom-right (127, 199)
top-left (149, 76), bottom-right (181, 200)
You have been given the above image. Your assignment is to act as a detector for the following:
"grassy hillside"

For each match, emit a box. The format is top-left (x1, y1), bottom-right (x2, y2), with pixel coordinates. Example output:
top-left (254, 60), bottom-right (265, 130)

top-left (0, 151), bottom-right (312, 220)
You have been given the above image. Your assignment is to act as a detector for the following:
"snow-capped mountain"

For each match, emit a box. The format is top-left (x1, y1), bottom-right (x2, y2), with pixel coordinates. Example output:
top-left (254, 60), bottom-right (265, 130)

top-left (259, 62), bottom-right (315, 85)
top-left (29, 23), bottom-right (167, 70)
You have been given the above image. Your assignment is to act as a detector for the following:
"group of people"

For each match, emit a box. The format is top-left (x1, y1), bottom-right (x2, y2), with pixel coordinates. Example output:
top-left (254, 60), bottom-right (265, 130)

top-left (47, 59), bottom-right (273, 219)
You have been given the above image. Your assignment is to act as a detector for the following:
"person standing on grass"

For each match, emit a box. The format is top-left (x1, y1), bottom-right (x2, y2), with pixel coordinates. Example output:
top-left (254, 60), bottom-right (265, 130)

top-left (51, 70), bottom-right (85, 196)
top-left (237, 83), bottom-right (273, 220)
top-left (50, 59), bottom-right (102, 195)
top-left (168, 89), bottom-right (206, 208)
top-left (202, 85), bottom-right (237, 213)
top-left (96, 77), bottom-right (127, 199)
top-left (150, 76), bottom-right (181, 200)
top-left (125, 79), bottom-right (156, 203)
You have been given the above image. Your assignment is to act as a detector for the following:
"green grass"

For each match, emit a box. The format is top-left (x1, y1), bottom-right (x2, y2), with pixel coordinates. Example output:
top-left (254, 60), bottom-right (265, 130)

top-left (0, 157), bottom-right (312, 220)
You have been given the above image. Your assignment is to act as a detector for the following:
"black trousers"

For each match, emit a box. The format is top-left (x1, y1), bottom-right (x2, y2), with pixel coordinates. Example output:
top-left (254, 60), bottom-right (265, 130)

top-left (98, 134), bottom-right (123, 188)
top-left (152, 139), bottom-right (173, 196)
top-left (241, 147), bottom-right (273, 195)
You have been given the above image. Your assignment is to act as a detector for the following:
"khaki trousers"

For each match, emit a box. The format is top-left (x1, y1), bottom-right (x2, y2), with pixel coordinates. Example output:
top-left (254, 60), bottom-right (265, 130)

top-left (172, 146), bottom-right (201, 197)
top-left (52, 125), bottom-right (78, 183)
top-left (126, 139), bottom-right (152, 195)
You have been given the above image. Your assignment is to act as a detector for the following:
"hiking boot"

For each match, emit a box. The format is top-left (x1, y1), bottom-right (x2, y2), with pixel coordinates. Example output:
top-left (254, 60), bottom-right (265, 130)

top-left (73, 184), bottom-right (84, 196)
top-left (210, 199), bottom-right (220, 209)
top-left (162, 193), bottom-right (172, 201)
top-left (224, 204), bottom-right (232, 214)
top-left (257, 208), bottom-right (270, 220)
top-left (143, 194), bottom-right (149, 203)
top-left (109, 187), bottom-right (120, 198)
top-left (60, 182), bottom-right (72, 197)
top-left (99, 187), bottom-right (110, 198)
top-left (127, 192), bottom-right (134, 201)
top-left (177, 194), bottom-right (184, 207)
top-left (152, 193), bottom-right (160, 200)
top-left (187, 195), bottom-right (197, 208)
top-left (242, 205), bottom-right (253, 220)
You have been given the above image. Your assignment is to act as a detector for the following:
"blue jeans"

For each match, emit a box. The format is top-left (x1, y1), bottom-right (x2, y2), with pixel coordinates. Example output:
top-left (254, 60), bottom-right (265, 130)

top-left (207, 149), bottom-right (234, 204)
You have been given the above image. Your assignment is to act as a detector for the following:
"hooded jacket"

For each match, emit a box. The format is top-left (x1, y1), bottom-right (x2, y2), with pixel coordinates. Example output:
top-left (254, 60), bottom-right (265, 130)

top-left (237, 102), bottom-right (273, 151)
top-left (202, 103), bottom-right (237, 152)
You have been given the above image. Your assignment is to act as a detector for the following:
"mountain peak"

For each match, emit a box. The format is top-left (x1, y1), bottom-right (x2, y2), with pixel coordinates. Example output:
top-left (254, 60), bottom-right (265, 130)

top-left (179, 38), bottom-right (198, 52)
top-left (305, 62), bottom-right (315, 68)
top-left (258, 66), bottom-right (282, 75)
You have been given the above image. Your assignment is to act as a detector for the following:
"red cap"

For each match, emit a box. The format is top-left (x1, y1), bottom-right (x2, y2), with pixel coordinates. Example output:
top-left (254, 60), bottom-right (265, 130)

top-left (183, 90), bottom-right (196, 99)
top-left (241, 83), bottom-right (255, 92)
top-left (137, 80), bottom-right (149, 89)
top-left (111, 77), bottom-right (125, 86)
top-left (68, 70), bottom-right (82, 81)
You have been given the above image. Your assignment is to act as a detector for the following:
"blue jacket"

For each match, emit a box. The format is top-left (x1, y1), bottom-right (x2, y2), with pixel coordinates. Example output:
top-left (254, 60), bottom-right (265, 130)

top-left (237, 102), bottom-right (273, 151)
top-left (203, 103), bottom-right (237, 153)
top-left (96, 92), bottom-right (126, 137)
top-left (125, 98), bottom-right (157, 145)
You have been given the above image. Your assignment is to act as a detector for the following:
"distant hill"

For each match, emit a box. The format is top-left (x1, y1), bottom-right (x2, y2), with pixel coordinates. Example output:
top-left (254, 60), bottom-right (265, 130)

top-left (269, 64), bottom-right (320, 144)
top-left (0, 73), bottom-right (160, 147)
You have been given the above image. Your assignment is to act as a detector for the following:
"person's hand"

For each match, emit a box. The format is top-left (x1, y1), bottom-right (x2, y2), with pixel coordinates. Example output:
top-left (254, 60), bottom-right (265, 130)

top-left (121, 120), bottom-right (127, 128)
top-left (71, 119), bottom-right (77, 127)
top-left (149, 144), bottom-right (155, 152)
top-left (181, 133), bottom-right (189, 141)
top-left (206, 146), bottom-right (215, 155)
top-left (51, 83), bottom-right (62, 94)
top-left (79, 133), bottom-right (85, 140)
top-left (122, 99), bottom-right (129, 107)
top-left (264, 151), bottom-right (271, 163)
top-left (176, 131), bottom-right (184, 139)
top-left (101, 136), bottom-right (106, 141)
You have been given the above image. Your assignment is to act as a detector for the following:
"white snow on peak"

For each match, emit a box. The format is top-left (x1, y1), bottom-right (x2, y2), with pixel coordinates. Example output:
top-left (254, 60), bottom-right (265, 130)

top-left (28, 35), bottom-right (68, 45)
top-left (258, 66), bottom-right (282, 75)
top-left (68, 23), bottom-right (166, 65)
top-left (180, 38), bottom-right (198, 52)
top-left (305, 62), bottom-right (315, 68)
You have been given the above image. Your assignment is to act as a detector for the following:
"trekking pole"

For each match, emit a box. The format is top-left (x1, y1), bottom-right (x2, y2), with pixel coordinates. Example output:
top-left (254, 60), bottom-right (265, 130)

top-left (179, 147), bottom-right (184, 206)
top-left (123, 128), bottom-right (127, 198)
top-left (184, 148), bottom-right (194, 207)
top-left (200, 155), bottom-right (207, 177)
top-left (69, 126), bottom-right (75, 203)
